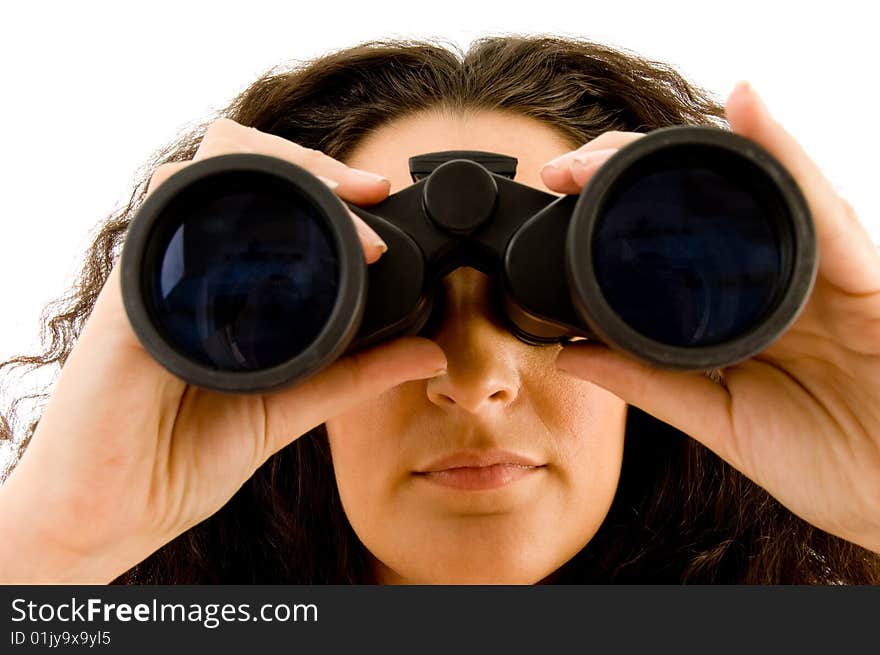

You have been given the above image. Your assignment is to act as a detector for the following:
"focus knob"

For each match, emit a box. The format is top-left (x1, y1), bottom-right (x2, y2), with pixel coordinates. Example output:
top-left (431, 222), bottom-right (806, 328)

top-left (422, 160), bottom-right (498, 236)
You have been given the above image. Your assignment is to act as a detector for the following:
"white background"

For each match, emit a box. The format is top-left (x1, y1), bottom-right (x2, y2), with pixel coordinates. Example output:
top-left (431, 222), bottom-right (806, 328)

top-left (1, 1), bottom-right (878, 465)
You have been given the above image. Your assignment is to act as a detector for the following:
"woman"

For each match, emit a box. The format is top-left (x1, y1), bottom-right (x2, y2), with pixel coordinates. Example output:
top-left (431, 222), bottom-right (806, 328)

top-left (1, 35), bottom-right (878, 584)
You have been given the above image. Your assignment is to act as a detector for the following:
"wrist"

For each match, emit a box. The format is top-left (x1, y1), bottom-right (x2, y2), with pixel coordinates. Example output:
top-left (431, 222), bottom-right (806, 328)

top-left (0, 474), bottom-right (125, 584)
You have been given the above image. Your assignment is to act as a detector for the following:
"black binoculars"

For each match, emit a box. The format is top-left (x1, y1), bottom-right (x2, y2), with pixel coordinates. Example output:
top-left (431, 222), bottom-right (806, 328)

top-left (120, 125), bottom-right (816, 394)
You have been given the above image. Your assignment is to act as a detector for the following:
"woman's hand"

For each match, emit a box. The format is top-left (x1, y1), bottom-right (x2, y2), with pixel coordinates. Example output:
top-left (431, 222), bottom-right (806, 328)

top-left (0, 119), bottom-right (448, 583)
top-left (544, 81), bottom-right (880, 554)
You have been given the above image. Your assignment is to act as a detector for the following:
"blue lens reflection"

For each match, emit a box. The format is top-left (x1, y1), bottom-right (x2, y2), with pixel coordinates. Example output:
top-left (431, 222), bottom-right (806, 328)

top-left (147, 172), bottom-right (339, 371)
top-left (592, 161), bottom-right (783, 347)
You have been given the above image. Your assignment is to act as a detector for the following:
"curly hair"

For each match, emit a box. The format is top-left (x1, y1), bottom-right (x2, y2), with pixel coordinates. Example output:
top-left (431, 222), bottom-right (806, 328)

top-left (2, 34), bottom-right (878, 583)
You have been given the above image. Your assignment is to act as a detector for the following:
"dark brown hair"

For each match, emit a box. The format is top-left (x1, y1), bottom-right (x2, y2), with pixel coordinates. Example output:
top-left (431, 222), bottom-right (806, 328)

top-left (2, 35), bottom-right (878, 583)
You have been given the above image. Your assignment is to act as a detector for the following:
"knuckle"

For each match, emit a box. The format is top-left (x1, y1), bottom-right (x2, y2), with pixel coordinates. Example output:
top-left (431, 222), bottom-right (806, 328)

top-left (337, 350), bottom-right (370, 391)
top-left (583, 130), bottom-right (644, 150)
top-left (152, 161), bottom-right (185, 177)
top-left (199, 119), bottom-right (251, 152)
top-left (147, 162), bottom-right (188, 195)
top-left (330, 348), bottom-right (384, 399)
top-left (300, 145), bottom-right (327, 166)
top-left (589, 131), bottom-right (621, 144)
top-left (204, 117), bottom-right (242, 137)
top-left (194, 134), bottom-right (251, 160)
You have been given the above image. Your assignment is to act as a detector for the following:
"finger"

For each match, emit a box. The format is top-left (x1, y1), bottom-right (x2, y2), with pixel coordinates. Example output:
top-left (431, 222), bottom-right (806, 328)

top-left (348, 207), bottom-right (388, 264)
top-left (314, 175), bottom-right (388, 264)
top-left (145, 161), bottom-right (190, 198)
top-left (555, 342), bottom-right (740, 468)
top-left (540, 148), bottom-right (619, 195)
top-left (144, 160), bottom-right (387, 265)
top-left (195, 118), bottom-right (392, 207)
top-left (725, 81), bottom-right (880, 296)
top-left (261, 337), bottom-right (447, 458)
top-left (540, 131), bottom-right (645, 194)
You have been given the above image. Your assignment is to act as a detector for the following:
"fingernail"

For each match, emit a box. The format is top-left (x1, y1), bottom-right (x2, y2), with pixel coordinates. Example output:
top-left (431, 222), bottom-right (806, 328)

top-left (349, 168), bottom-right (390, 186)
top-left (737, 80), bottom-right (768, 115)
top-left (541, 153), bottom-right (569, 173)
top-left (430, 367), bottom-right (447, 378)
top-left (570, 148), bottom-right (617, 171)
top-left (352, 212), bottom-right (388, 252)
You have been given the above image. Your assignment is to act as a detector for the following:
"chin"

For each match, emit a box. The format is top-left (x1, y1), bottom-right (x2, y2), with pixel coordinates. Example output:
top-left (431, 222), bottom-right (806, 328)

top-left (373, 549), bottom-right (561, 585)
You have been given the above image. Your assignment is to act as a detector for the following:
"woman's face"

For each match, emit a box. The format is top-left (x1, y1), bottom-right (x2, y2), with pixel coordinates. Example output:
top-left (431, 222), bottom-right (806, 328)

top-left (325, 109), bottom-right (628, 584)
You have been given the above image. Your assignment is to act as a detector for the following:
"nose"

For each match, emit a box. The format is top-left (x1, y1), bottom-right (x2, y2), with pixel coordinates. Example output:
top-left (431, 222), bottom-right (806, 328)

top-left (425, 268), bottom-right (523, 414)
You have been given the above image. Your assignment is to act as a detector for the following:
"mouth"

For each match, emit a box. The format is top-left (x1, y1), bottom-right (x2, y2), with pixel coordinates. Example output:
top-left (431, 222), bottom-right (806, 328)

top-left (412, 450), bottom-right (547, 491)
top-left (413, 463), bottom-right (545, 491)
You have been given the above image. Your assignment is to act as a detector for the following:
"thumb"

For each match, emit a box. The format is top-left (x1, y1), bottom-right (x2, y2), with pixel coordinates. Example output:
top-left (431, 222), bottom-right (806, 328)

top-left (725, 80), bottom-right (880, 295)
top-left (555, 342), bottom-right (738, 465)
top-left (261, 336), bottom-right (447, 456)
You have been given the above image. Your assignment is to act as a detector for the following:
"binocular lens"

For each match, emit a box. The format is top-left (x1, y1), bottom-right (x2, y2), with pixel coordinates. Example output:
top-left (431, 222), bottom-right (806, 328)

top-left (143, 170), bottom-right (340, 372)
top-left (122, 128), bottom-right (815, 392)
top-left (591, 146), bottom-right (787, 348)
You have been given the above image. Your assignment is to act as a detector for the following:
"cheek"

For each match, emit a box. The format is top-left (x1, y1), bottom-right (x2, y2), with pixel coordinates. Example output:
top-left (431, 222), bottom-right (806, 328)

top-left (324, 389), bottom-right (415, 534)
top-left (534, 376), bottom-right (628, 525)
top-left (555, 379), bottom-right (626, 470)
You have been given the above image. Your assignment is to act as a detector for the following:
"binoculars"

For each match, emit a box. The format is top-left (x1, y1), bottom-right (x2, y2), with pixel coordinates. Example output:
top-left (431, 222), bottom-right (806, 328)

top-left (120, 125), bottom-right (817, 394)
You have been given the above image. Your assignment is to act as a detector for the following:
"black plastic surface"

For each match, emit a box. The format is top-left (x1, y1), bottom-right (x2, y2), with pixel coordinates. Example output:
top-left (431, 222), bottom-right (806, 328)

top-left (120, 127), bottom-right (817, 392)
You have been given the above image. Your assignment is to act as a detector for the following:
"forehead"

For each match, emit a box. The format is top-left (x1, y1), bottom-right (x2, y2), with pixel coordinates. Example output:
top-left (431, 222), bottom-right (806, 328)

top-left (343, 108), bottom-right (576, 195)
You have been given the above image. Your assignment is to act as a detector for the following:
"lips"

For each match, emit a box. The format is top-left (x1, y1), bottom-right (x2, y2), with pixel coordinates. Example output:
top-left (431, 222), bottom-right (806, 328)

top-left (413, 450), bottom-right (547, 491)
top-left (415, 449), bottom-right (543, 473)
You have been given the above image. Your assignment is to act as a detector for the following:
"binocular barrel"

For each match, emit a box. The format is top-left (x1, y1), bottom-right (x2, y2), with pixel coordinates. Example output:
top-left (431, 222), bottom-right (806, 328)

top-left (120, 125), bottom-right (816, 394)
